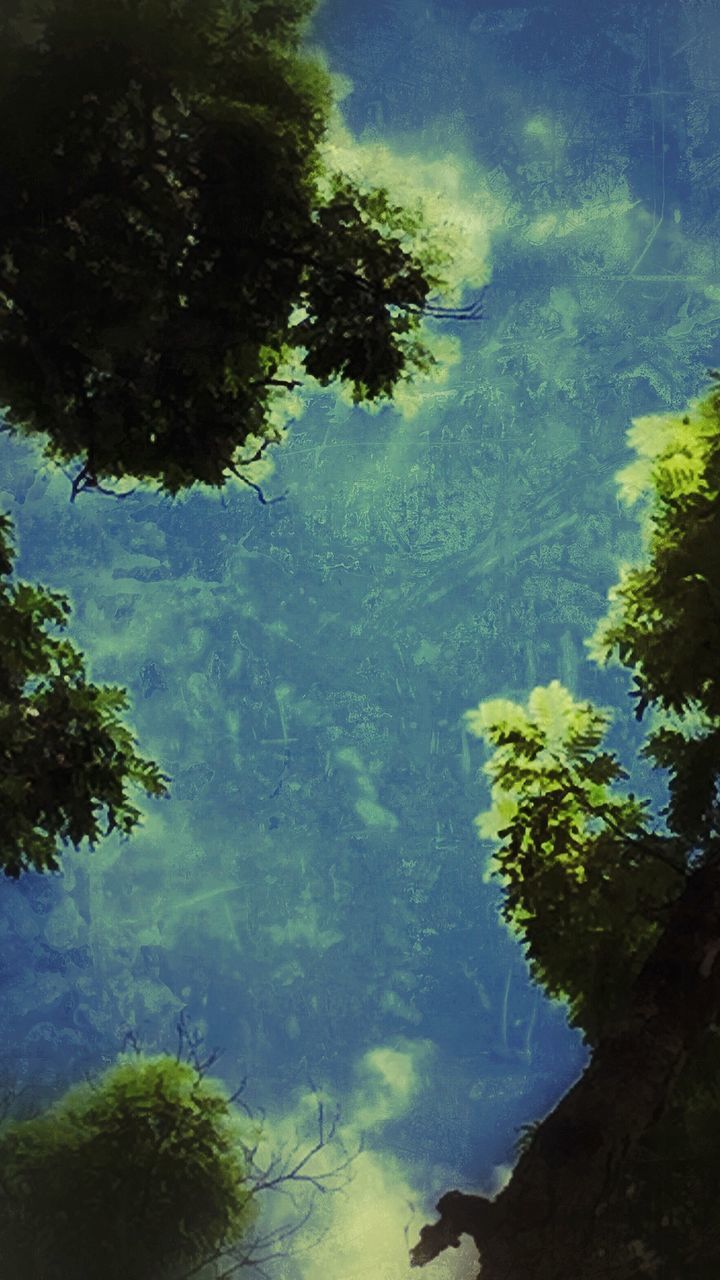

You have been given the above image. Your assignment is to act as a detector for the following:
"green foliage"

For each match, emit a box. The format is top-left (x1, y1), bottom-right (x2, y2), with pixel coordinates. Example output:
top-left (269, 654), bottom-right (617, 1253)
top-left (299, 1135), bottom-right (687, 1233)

top-left (465, 377), bottom-right (720, 1271)
top-left (590, 387), bottom-right (720, 720)
top-left (0, 1054), bottom-right (256, 1280)
top-left (0, 512), bottom-right (167, 875)
top-left (0, 0), bottom-right (447, 492)
top-left (587, 382), bottom-right (720, 860)
top-left (643, 715), bottom-right (720, 850)
top-left (293, 176), bottom-right (443, 400)
top-left (466, 680), bottom-right (682, 1041)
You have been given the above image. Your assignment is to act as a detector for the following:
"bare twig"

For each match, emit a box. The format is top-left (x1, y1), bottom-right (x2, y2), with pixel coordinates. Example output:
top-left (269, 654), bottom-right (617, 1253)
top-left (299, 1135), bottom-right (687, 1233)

top-left (222, 454), bottom-right (288, 506)
top-left (121, 1028), bottom-right (142, 1055)
top-left (176, 1010), bottom-right (223, 1075)
top-left (413, 289), bottom-right (488, 321)
top-left (249, 378), bottom-right (303, 391)
top-left (118, 1021), bottom-right (357, 1280)
top-left (67, 461), bottom-right (137, 503)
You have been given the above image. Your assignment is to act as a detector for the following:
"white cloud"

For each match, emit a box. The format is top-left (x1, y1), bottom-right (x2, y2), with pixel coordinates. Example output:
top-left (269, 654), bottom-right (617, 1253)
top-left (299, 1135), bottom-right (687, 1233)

top-left (245, 1040), bottom-right (482, 1280)
top-left (291, 1148), bottom-right (479, 1280)
top-left (320, 113), bottom-right (501, 300)
top-left (350, 1041), bottom-right (432, 1131)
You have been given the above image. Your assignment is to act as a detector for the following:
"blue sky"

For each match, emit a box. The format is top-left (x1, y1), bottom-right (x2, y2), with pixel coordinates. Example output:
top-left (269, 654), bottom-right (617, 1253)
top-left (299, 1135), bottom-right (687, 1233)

top-left (2, 1), bottom-right (720, 1276)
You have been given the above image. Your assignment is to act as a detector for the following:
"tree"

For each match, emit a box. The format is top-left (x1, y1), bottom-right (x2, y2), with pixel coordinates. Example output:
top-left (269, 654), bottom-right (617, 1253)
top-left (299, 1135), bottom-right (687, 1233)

top-left (0, 1054), bottom-right (256, 1280)
top-left (0, 1017), bottom-right (359, 1280)
top-left (411, 376), bottom-right (720, 1279)
top-left (0, 511), bottom-right (166, 876)
top-left (0, 0), bottom-right (454, 495)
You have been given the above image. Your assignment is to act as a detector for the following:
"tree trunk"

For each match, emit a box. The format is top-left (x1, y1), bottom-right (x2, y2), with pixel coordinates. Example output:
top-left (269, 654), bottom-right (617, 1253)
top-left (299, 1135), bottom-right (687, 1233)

top-left (412, 859), bottom-right (720, 1279)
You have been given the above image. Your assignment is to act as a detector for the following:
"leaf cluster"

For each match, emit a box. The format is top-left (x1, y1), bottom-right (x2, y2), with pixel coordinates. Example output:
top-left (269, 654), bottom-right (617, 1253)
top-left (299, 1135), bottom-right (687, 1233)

top-left (644, 715), bottom-right (720, 850)
top-left (464, 380), bottom-right (720, 1272)
top-left (0, 0), bottom-right (446, 491)
top-left (293, 176), bottom-right (443, 401)
top-left (466, 681), bottom-right (683, 1042)
top-left (591, 390), bottom-right (720, 720)
top-left (0, 513), bottom-right (167, 876)
top-left (586, 383), bottom-right (720, 867)
top-left (0, 1053), bottom-right (256, 1280)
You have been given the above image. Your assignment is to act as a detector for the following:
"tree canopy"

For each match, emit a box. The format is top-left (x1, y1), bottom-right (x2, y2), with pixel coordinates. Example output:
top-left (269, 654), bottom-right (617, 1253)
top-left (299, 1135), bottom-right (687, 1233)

top-left (0, 0), bottom-right (451, 493)
top-left (0, 1053), bottom-right (255, 1279)
top-left (466, 680), bottom-right (683, 1045)
top-left (0, 512), bottom-right (166, 876)
top-left (591, 381), bottom-right (720, 721)
top-left (413, 377), bottom-right (720, 1279)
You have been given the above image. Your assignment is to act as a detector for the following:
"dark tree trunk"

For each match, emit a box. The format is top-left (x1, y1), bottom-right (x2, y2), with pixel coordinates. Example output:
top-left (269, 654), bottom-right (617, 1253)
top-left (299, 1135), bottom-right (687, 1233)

top-left (412, 860), bottom-right (720, 1280)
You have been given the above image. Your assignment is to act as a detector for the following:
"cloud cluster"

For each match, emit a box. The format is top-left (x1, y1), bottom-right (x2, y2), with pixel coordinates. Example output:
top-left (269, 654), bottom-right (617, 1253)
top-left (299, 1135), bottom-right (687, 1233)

top-left (255, 1039), bottom-right (481, 1280)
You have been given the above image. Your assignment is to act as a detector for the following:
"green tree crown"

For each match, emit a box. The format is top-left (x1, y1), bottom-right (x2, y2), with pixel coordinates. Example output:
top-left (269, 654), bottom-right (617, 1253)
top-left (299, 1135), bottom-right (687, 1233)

top-left (0, 0), bottom-right (450, 492)
top-left (0, 512), bottom-right (167, 876)
top-left (465, 680), bottom-right (682, 1042)
top-left (590, 383), bottom-right (720, 720)
top-left (0, 1054), bottom-right (256, 1279)
top-left (454, 380), bottom-right (720, 1275)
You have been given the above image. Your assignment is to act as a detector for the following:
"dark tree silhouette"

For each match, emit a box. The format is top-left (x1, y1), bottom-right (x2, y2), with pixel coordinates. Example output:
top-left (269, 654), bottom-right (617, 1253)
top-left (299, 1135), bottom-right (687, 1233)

top-left (0, 0), bottom-right (456, 494)
top-left (413, 377), bottom-right (720, 1279)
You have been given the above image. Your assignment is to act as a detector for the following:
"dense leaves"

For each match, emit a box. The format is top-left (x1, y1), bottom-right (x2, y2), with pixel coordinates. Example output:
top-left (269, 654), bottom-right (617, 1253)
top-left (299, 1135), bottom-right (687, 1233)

top-left (415, 379), bottom-right (720, 1276)
top-left (466, 381), bottom-right (720, 1269)
top-left (0, 0), bottom-right (447, 492)
top-left (464, 387), bottom-right (720, 1045)
top-left (0, 513), bottom-right (167, 875)
top-left (589, 385), bottom-right (720, 859)
top-left (466, 680), bottom-right (683, 1041)
top-left (645, 718), bottom-right (720, 850)
top-left (294, 177), bottom-right (440, 399)
top-left (0, 1054), bottom-right (255, 1279)
top-left (591, 385), bottom-right (720, 719)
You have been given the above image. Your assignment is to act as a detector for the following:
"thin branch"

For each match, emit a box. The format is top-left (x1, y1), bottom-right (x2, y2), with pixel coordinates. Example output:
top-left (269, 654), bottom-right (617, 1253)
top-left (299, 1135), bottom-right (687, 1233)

top-left (67, 461), bottom-right (137, 504)
top-left (249, 378), bottom-right (303, 390)
top-left (409, 290), bottom-right (488, 321)
top-left (236, 1202), bottom-right (315, 1258)
top-left (236, 437), bottom-right (275, 466)
top-left (175, 1011), bottom-right (223, 1075)
top-left (212, 1199), bottom-right (329, 1279)
top-left (250, 1111), bottom-right (359, 1197)
top-left (272, 243), bottom-right (488, 323)
top-left (222, 455), bottom-right (287, 506)
top-left (227, 1075), bottom-right (252, 1117)
top-left (121, 1028), bottom-right (142, 1055)
top-left (177, 1246), bottom-right (225, 1279)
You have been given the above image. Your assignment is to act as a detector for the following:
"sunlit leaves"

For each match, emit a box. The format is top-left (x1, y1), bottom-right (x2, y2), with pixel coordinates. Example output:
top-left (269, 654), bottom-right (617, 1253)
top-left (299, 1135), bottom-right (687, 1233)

top-left (459, 378), bottom-right (720, 1265)
top-left (583, 380), bottom-right (720, 869)
top-left (465, 681), bottom-right (682, 1040)
top-left (591, 386), bottom-right (720, 719)
top-left (0, 515), bottom-right (167, 876)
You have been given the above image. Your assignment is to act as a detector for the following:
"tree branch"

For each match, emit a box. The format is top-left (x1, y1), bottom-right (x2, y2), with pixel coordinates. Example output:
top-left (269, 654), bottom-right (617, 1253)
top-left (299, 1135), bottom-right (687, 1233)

top-left (412, 857), bottom-right (720, 1279)
top-left (67, 461), bottom-right (137, 504)
top-left (222, 455), bottom-right (287, 506)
